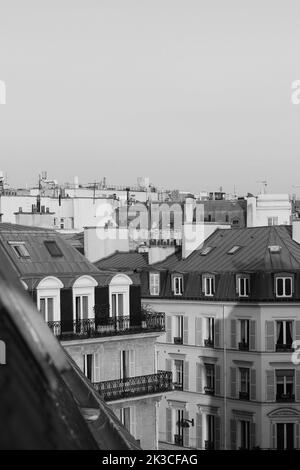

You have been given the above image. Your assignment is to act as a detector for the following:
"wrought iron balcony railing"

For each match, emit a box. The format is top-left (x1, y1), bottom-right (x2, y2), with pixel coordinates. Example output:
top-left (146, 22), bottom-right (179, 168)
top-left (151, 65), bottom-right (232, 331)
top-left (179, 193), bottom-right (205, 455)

top-left (238, 341), bottom-right (249, 351)
top-left (47, 313), bottom-right (165, 340)
top-left (276, 343), bottom-right (293, 352)
top-left (276, 393), bottom-right (295, 402)
top-left (93, 370), bottom-right (173, 401)
top-left (204, 339), bottom-right (214, 348)
top-left (239, 391), bottom-right (250, 400)
top-left (204, 386), bottom-right (215, 395)
top-left (173, 336), bottom-right (183, 345)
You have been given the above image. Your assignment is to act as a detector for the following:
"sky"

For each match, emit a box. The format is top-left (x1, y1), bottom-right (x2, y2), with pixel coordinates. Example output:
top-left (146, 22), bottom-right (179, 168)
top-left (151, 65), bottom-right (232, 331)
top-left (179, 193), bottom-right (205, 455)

top-left (1, 0), bottom-right (300, 195)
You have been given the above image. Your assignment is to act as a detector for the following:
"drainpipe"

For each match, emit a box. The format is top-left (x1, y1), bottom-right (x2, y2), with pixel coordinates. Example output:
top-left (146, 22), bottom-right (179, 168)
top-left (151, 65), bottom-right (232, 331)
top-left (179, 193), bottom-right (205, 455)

top-left (223, 304), bottom-right (227, 450)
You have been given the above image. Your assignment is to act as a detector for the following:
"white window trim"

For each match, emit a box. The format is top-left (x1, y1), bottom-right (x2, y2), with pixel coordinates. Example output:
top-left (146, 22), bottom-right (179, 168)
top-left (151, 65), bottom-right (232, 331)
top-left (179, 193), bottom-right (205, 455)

top-left (109, 274), bottom-right (132, 318)
top-left (238, 277), bottom-right (250, 297)
top-left (73, 275), bottom-right (97, 321)
top-left (275, 276), bottom-right (293, 298)
top-left (204, 276), bottom-right (214, 297)
top-left (149, 273), bottom-right (160, 296)
top-left (173, 276), bottom-right (183, 296)
top-left (37, 276), bottom-right (63, 322)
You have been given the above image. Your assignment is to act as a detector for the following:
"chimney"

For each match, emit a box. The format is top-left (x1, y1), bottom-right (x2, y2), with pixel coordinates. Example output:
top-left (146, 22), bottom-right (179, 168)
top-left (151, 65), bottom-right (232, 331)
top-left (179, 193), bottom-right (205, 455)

top-left (292, 218), bottom-right (300, 244)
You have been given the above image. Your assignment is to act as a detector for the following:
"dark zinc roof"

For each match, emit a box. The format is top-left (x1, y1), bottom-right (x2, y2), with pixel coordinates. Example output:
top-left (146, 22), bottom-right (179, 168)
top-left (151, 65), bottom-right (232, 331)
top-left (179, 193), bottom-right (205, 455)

top-left (151, 225), bottom-right (300, 273)
top-left (95, 251), bottom-right (149, 271)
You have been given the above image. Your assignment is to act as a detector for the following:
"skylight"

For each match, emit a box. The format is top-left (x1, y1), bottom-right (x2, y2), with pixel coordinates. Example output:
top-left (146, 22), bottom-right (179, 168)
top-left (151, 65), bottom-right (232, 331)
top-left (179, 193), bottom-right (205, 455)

top-left (9, 241), bottom-right (30, 258)
top-left (268, 245), bottom-right (282, 253)
top-left (227, 245), bottom-right (241, 255)
top-left (44, 240), bottom-right (63, 257)
top-left (200, 246), bottom-right (214, 256)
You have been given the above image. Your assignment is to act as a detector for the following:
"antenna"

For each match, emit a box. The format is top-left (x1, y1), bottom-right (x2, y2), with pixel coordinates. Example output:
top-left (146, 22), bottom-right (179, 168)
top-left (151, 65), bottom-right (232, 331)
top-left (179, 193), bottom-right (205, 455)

top-left (257, 178), bottom-right (268, 194)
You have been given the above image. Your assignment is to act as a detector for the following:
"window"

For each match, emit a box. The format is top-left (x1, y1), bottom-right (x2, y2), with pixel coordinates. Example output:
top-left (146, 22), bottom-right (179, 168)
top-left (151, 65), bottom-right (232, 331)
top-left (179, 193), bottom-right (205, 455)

top-left (44, 240), bottom-right (63, 257)
top-left (9, 241), bottom-right (30, 258)
top-left (60, 218), bottom-right (65, 229)
top-left (205, 415), bottom-right (215, 450)
top-left (227, 245), bottom-right (241, 255)
top-left (238, 276), bottom-right (250, 297)
top-left (276, 321), bottom-right (293, 351)
top-left (83, 354), bottom-right (93, 381)
top-left (239, 368), bottom-right (250, 400)
top-left (173, 276), bottom-right (183, 296)
top-left (111, 293), bottom-right (124, 317)
top-left (174, 409), bottom-right (184, 446)
top-left (240, 421), bottom-right (250, 450)
top-left (39, 297), bottom-right (54, 322)
top-left (203, 276), bottom-right (215, 296)
top-left (268, 217), bottom-right (278, 226)
top-left (174, 360), bottom-right (184, 390)
top-left (239, 319), bottom-right (249, 350)
top-left (204, 364), bottom-right (215, 394)
top-left (120, 407), bottom-right (131, 432)
top-left (204, 317), bottom-right (215, 347)
top-left (275, 277), bottom-right (293, 298)
top-left (174, 316), bottom-right (183, 344)
top-left (276, 370), bottom-right (294, 402)
top-left (276, 423), bottom-right (294, 450)
top-left (75, 295), bottom-right (89, 322)
top-left (149, 273), bottom-right (160, 295)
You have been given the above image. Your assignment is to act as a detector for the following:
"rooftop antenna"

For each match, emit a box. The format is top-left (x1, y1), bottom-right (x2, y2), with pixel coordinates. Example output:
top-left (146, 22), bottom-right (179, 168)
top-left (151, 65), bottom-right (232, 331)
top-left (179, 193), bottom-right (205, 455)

top-left (257, 178), bottom-right (268, 194)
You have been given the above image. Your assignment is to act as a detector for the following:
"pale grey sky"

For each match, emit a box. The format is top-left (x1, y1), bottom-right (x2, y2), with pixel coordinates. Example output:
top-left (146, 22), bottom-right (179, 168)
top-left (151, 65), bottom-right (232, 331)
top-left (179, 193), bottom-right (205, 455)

top-left (1, 0), bottom-right (300, 194)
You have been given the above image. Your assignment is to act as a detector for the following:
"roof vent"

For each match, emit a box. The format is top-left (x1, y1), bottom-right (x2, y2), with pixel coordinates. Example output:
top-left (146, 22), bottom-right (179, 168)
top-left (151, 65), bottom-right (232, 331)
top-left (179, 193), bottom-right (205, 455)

top-left (268, 245), bottom-right (281, 253)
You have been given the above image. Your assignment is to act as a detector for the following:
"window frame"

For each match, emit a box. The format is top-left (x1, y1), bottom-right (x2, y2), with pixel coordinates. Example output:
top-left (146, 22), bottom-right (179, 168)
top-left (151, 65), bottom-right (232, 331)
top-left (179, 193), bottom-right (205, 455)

top-left (8, 241), bottom-right (30, 258)
top-left (44, 240), bottom-right (63, 257)
top-left (149, 272), bottom-right (160, 296)
top-left (203, 275), bottom-right (215, 297)
top-left (173, 275), bottom-right (183, 296)
top-left (275, 276), bottom-right (293, 298)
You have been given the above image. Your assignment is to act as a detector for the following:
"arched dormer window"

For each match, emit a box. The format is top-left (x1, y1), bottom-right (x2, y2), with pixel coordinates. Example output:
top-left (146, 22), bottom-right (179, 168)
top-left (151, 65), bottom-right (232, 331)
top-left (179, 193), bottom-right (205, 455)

top-left (72, 275), bottom-right (98, 321)
top-left (109, 274), bottom-right (133, 318)
top-left (37, 276), bottom-right (64, 322)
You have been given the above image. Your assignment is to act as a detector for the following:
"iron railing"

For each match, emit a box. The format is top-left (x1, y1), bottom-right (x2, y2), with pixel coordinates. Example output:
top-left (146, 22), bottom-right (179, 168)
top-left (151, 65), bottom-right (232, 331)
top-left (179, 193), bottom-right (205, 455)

top-left (276, 393), bottom-right (295, 402)
top-left (93, 370), bottom-right (173, 401)
top-left (47, 312), bottom-right (165, 340)
top-left (276, 343), bottom-right (293, 352)
top-left (238, 341), bottom-right (249, 351)
top-left (204, 339), bottom-right (214, 348)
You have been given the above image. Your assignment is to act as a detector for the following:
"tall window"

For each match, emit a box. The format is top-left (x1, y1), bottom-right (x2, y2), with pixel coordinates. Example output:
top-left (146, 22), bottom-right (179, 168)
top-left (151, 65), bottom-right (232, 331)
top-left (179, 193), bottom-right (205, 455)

top-left (111, 293), bottom-right (124, 317)
top-left (174, 360), bottom-right (184, 390)
top-left (276, 370), bottom-right (294, 401)
top-left (39, 297), bottom-right (54, 322)
top-left (75, 295), bottom-right (89, 322)
top-left (149, 273), bottom-right (160, 295)
top-left (204, 317), bottom-right (215, 347)
top-left (83, 354), bottom-right (93, 381)
top-left (120, 407), bottom-right (131, 432)
top-left (239, 319), bottom-right (249, 350)
top-left (173, 276), bottom-right (183, 296)
top-left (276, 321), bottom-right (293, 351)
top-left (277, 423), bottom-right (294, 450)
top-left (240, 421), bottom-right (250, 449)
top-left (175, 410), bottom-right (184, 446)
top-left (205, 415), bottom-right (215, 449)
top-left (204, 364), bottom-right (215, 394)
top-left (239, 368), bottom-right (250, 400)
top-left (204, 276), bottom-right (215, 296)
top-left (275, 277), bottom-right (293, 298)
top-left (174, 316), bottom-right (183, 344)
top-left (238, 277), bottom-right (250, 297)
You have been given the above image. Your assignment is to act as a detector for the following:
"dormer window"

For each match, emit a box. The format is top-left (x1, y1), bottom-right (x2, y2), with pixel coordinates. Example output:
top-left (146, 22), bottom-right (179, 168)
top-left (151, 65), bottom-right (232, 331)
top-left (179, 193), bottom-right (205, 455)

top-left (275, 276), bottom-right (293, 298)
top-left (149, 273), bottom-right (160, 296)
top-left (173, 276), bottom-right (183, 296)
top-left (9, 241), bottom-right (30, 258)
top-left (203, 275), bottom-right (215, 297)
top-left (236, 275), bottom-right (250, 297)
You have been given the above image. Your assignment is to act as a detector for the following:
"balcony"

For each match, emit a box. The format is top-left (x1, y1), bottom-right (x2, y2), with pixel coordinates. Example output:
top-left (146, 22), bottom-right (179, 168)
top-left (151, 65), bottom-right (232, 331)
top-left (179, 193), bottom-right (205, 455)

top-left (47, 313), bottom-right (165, 340)
top-left (93, 371), bottom-right (173, 401)
top-left (204, 339), bottom-right (214, 348)
top-left (173, 336), bottom-right (183, 345)
top-left (174, 434), bottom-right (183, 446)
top-left (204, 386), bottom-right (215, 396)
top-left (276, 343), bottom-right (293, 352)
top-left (205, 440), bottom-right (214, 450)
top-left (276, 393), bottom-right (295, 402)
top-left (239, 391), bottom-right (250, 400)
top-left (238, 341), bottom-right (249, 351)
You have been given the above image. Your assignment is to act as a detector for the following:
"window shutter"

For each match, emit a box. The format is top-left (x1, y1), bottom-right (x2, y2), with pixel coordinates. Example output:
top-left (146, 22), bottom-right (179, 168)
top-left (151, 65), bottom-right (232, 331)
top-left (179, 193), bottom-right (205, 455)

top-left (166, 315), bottom-right (172, 343)
top-left (129, 350), bottom-right (135, 378)
top-left (130, 406), bottom-right (137, 439)
top-left (296, 423), bottom-right (300, 449)
top-left (166, 408), bottom-right (172, 443)
top-left (183, 316), bottom-right (189, 344)
top-left (196, 413), bottom-right (202, 449)
top-left (231, 319), bottom-right (237, 348)
top-left (130, 285), bottom-right (142, 326)
top-left (214, 320), bottom-right (221, 348)
top-left (183, 410), bottom-right (189, 448)
top-left (295, 321), bottom-right (300, 342)
top-left (165, 358), bottom-right (172, 372)
top-left (250, 422), bottom-right (256, 449)
top-left (230, 419), bottom-right (237, 450)
top-left (250, 368), bottom-right (256, 401)
top-left (215, 365), bottom-right (221, 396)
top-left (271, 423), bottom-right (276, 449)
top-left (265, 321), bottom-right (275, 352)
top-left (94, 353), bottom-right (101, 383)
top-left (183, 361), bottom-right (189, 391)
top-left (295, 370), bottom-right (300, 401)
top-left (60, 288), bottom-right (74, 333)
top-left (215, 416), bottom-right (221, 450)
top-left (196, 363), bottom-right (203, 393)
top-left (195, 317), bottom-right (202, 346)
top-left (94, 286), bottom-right (109, 326)
top-left (266, 370), bottom-right (275, 401)
top-left (230, 367), bottom-right (237, 398)
top-left (249, 320), bottom-right (256, 351)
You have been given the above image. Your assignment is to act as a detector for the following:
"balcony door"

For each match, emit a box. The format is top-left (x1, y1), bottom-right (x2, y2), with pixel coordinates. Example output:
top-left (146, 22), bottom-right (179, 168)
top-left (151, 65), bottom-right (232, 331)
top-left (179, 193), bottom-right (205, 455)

top-left (75, 295), bottom-right (89, 322)
top-left (112, 293), bottom-right (124, 318)
top-left (83, 353), bottom-right (93, 381)
top-left (277, 423), bottom-right (294, 450)
top-left (175, 409), bottom-right (184, 446)
top-left (40, 297), bottom-right (54, 322)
